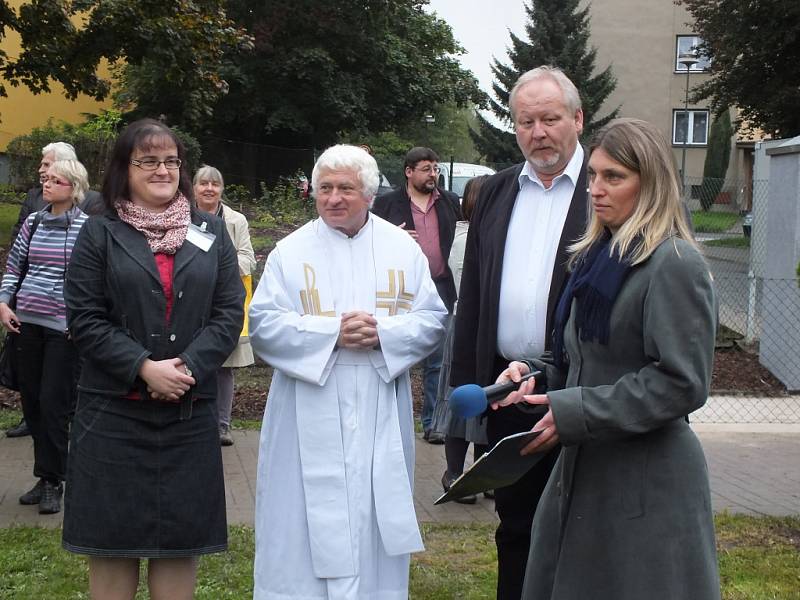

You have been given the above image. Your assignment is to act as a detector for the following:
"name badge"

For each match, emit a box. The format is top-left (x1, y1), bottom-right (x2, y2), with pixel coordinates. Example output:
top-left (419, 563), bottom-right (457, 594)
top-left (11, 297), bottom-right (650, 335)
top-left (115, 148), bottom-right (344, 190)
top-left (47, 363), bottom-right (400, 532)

top-left (186, 223), bottom-right (216, 252)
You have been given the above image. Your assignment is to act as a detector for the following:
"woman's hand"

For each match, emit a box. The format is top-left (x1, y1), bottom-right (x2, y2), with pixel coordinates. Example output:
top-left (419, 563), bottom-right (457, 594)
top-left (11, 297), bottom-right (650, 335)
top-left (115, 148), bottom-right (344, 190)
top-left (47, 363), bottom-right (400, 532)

top-left (519, 396), bottom-right (560, 455)
top-left (139, 357), bottom-right (196, 401)
top-left (0, 303), bottom-right (20, 334)
top-left (491, 360), bottom-right (538, 408)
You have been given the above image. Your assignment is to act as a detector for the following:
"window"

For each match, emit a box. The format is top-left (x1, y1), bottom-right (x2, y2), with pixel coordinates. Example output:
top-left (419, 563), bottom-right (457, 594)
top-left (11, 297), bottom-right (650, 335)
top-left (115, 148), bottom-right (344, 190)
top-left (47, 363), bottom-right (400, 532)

top-left (675, 36), bottom-right (711, 72)
top-left (673, 110), bottom-right (709, 145)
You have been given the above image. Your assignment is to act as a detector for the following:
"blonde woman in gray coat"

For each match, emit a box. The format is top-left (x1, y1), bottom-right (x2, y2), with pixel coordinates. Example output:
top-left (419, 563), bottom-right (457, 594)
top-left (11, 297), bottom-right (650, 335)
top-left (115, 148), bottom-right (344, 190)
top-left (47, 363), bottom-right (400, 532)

top-left (495, 118), bottom-right (720, 600)
top-left (194, 165), bottom-right (257, 446)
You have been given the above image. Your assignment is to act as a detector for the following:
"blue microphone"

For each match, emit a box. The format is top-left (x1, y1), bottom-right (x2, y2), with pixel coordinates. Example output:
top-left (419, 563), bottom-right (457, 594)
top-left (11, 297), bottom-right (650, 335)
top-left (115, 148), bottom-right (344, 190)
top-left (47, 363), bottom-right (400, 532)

top-left (449, 371), bottom-right (543, 418)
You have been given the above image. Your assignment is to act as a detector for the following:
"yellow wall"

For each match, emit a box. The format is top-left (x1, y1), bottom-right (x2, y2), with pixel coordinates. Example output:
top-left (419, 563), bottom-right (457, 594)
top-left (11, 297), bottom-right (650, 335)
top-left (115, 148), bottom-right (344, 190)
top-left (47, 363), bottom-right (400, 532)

top-left (0, 1), bottom-right (113, 151)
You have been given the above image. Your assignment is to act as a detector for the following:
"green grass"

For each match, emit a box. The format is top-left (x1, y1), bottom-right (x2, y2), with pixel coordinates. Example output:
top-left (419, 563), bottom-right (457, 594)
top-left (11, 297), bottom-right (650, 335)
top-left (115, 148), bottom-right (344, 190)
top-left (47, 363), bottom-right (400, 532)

top-left (231, 418), bottom-right (261, 430)
top-left (411, 523), bottom-right (497, 599)
top-left (0, 407), bottom-right (22, 431)
top-left (704, 237), bottom-right (751, 249)
top-left (692, 210), bottom-right (741, 234)
top-left (0, 408), bottom-right (263, 433)
top-left (0, 202), bottom-right (21, 247)
top-left (716, 513), bottom-right (800, 599)
top-left (250, 234), bottom-right (274, 253)
top-left (0, 525), bottom-right (255, 599)
top-left (1, 516), bottom-right (797, 598)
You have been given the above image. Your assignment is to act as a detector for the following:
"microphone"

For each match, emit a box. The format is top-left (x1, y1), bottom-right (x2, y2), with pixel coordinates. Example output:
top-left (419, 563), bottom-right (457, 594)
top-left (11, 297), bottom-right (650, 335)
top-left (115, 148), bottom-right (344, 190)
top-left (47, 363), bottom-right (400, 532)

top-left (449, 370), bottom-right (544, 418)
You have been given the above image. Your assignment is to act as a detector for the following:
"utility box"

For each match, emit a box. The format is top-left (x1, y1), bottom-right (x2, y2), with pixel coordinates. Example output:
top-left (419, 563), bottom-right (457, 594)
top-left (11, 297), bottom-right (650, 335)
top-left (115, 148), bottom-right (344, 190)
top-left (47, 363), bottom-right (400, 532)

top-left (759, 136), bottom-right (800, 390)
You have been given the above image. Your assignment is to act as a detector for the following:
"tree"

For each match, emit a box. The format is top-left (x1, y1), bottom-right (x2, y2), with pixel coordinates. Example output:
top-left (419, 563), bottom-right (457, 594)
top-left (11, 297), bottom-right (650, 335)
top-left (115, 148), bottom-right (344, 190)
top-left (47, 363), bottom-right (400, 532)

top-left (196, 0), bottom-right (484, 149)
top-left (352, 102), bottom-right (482, 186)
top-left (472, 0), bottom-right (618, 164)
top-left (6, 110), bottom-right (201, 188)
top-left (0, 0), bottom-right (251, 127)
top-left (677, 0), bottom-right (800, 138)
top-left (699, 109), bottom-right (733, 211)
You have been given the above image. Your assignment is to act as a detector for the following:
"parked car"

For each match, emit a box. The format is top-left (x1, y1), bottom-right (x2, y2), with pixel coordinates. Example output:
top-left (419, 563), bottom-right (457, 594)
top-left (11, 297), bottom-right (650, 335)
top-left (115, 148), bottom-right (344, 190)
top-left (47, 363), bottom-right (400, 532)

top-left (376, 173), bottom-right (394, 197)
top-left (437, 162), bottom-right (496, 199)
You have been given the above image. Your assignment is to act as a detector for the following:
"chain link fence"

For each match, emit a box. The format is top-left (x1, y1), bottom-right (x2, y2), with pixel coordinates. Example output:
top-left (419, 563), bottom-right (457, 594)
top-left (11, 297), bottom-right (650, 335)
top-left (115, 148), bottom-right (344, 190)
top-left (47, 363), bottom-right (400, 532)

top-left (201, 136), bottom-right (315, 195)
top-left (683, 176), bottom-right (800, 423)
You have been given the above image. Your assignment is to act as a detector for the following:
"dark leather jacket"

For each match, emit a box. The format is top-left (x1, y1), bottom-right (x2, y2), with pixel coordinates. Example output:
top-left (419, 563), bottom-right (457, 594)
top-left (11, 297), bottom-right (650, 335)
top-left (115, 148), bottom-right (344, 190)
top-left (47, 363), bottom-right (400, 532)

top-left (371, 186), bottom-right (462, 312)
top-left (64, 207), bottom-right (245, 398)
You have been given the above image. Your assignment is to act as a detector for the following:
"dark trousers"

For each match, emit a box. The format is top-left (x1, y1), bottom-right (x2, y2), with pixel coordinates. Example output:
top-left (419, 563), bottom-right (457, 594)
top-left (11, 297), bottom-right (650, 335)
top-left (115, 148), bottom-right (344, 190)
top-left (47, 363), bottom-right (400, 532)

top-left (17, 322), bottom-right (79, 482)
top-left (487, 401), bottom-right (560, 600)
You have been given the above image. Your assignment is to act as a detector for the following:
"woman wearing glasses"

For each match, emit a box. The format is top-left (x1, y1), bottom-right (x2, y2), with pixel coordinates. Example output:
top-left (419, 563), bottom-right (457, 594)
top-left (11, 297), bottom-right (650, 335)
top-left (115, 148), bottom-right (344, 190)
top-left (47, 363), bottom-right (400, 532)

top-left (0, 159), bottom-right (90, 515)
top-left (62, 119), bottom-right (244, 600)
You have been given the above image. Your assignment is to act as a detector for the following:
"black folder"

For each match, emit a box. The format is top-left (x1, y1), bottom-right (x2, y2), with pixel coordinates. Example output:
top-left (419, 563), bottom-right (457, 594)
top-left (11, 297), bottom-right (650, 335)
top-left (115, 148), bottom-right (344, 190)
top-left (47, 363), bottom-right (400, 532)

top-left (434, 430), bottom-right (546, 505)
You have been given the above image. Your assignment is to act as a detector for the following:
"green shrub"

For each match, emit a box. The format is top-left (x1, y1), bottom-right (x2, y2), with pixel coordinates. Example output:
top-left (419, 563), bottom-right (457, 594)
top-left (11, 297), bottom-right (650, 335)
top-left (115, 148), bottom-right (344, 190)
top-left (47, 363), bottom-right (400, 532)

top-left (257, 171), bottom-right (315, 226)
top-left (6, 112), bottom-right (122, 189)
top-left (6, 111), bottom-right (201, 191)
top-left (0, 184), bottom-right (25, 204)
top-left (224, 184), bottom-right (253, 210)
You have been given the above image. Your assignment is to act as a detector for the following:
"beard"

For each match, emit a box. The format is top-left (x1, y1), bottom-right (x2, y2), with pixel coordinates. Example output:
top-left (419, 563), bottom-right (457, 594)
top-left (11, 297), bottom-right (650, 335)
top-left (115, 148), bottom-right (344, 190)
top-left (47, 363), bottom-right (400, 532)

top-left (411, 179), bottom-right (436, 194)
top-left (527, 149), bottom-right (562, 172)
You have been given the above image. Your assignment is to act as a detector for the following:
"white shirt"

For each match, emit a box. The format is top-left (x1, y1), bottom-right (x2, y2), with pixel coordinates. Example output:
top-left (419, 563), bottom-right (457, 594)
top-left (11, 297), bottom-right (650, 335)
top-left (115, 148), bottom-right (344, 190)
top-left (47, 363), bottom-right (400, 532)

top-left (496, 145), bottom-right (585, 360)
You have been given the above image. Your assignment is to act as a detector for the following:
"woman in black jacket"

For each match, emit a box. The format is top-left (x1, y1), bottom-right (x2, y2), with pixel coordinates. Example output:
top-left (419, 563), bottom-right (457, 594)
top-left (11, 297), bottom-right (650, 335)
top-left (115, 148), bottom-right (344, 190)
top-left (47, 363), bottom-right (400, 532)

top-left (62, 119), bottom-right (244, 600)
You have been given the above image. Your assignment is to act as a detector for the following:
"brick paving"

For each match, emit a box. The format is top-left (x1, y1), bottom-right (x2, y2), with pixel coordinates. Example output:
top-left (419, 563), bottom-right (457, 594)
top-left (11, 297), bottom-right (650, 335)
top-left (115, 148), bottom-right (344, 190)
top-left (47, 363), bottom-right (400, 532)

top-left (1, 424), bottom-right (798, 529)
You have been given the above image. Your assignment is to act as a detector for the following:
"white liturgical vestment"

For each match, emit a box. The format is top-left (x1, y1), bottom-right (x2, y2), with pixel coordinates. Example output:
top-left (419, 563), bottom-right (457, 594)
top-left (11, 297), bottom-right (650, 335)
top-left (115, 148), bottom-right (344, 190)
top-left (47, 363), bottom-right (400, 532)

top-left (250, 213), bottom-right (447, 599)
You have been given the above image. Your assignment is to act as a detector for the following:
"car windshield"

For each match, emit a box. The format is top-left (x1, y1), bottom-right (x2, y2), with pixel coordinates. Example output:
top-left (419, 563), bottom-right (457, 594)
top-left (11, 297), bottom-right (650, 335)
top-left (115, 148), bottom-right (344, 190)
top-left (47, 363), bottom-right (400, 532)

top-left (451, 176), bottom-right (472, 198)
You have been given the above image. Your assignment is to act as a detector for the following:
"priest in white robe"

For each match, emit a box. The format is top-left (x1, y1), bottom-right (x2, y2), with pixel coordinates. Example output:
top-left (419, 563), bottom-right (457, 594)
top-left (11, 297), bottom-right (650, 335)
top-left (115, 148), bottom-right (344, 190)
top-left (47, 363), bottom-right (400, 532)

top-left (249, 144), bottom-right (447, 600)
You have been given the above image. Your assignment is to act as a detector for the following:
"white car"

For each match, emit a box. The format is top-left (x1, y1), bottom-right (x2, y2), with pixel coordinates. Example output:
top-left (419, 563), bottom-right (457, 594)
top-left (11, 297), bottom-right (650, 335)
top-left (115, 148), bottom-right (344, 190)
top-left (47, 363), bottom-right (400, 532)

top-left (437, 162), bottom-right (496, 199)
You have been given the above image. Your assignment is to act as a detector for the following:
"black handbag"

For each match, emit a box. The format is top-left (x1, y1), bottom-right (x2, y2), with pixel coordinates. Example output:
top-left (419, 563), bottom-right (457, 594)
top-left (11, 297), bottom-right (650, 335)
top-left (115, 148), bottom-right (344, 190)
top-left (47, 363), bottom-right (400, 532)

top-left (0, 330), bottom-right (19, 390)
top-left (0, 213), bottom-right (43, 392)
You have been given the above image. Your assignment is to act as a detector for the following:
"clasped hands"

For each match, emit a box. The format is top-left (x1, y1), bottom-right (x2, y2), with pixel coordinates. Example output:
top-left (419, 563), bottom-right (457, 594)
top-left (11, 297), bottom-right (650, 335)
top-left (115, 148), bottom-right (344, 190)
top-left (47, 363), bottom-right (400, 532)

top-left (139, 357), bottom-right (196, 402)
top-left (337, 311), bottom-right (379, 350)
top-left (494, 360), bottom-right (560, 455)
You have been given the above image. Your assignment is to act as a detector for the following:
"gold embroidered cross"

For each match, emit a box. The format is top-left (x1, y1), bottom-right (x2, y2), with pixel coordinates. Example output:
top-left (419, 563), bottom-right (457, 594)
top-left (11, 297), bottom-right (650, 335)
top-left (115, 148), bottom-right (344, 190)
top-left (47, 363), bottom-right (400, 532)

top-left (299, 263), bottom-right (336, 316)
top-left (376, 269), bottom-right (415, 315)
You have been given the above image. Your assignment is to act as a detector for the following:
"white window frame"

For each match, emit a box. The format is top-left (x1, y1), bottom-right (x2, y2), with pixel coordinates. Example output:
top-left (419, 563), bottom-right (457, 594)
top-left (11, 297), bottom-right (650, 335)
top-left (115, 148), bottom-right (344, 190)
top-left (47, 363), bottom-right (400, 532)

top-left (672, 109), bottom-right (709, 146)
top-left (675, 35), bottom-right (711, 72)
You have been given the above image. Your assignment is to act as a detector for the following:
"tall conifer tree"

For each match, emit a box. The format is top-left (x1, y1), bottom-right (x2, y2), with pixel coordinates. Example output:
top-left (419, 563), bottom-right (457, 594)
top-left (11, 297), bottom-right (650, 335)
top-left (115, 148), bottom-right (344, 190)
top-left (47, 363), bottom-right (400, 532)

top-left (472, 0), bottom-right (618, 165)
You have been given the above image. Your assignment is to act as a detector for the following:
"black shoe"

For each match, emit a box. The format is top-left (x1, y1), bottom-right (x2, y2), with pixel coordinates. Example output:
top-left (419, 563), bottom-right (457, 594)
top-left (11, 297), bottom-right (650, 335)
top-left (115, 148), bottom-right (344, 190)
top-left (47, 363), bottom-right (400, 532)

top-left (219, 424), bottom-right (234, 447)
top-left (38, 481), bottom-right (63, 515)
top-left (441, 470), bottom-right (477, 504)
top-left (424, 429), bottom-right (445, 444)
top-left (19, 479), bottom-right (45, 505)
top-left (6, 418), bottom-right (31, 438)
top-left (441, 470), bottom-right (454, 492)
top-left (483, 489), bottom-right (495, 500)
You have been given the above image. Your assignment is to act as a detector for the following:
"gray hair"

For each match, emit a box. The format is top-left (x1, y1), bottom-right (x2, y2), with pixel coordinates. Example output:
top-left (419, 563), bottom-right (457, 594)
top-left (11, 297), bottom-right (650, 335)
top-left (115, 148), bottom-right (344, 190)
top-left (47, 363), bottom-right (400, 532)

top-left (193, 164), bottom-right (224, 188)
top-left (509, 66), bottom-right (582, 121)
top-left (48, 159), bottom-right (89, 205)
top-left (311, 144), bottom-right (380, 200)
top-left (41, 142), bottom-right (77, 161)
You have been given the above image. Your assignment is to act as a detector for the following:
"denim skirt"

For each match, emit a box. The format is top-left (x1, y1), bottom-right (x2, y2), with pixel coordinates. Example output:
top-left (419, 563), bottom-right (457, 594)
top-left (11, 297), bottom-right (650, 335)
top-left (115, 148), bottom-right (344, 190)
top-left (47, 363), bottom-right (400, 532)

top-left (62, 393), bottom-right (227, 558)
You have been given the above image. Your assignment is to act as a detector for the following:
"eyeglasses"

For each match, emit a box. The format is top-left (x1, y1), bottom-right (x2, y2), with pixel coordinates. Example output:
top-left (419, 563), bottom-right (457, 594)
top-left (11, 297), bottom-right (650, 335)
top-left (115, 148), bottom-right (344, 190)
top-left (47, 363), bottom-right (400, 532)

top-left (43, 177), bottom-right (73, 187)
top-left (130, 158), bottom-right (182, 171)
top-left (414, 165), bottom-right (441, 175)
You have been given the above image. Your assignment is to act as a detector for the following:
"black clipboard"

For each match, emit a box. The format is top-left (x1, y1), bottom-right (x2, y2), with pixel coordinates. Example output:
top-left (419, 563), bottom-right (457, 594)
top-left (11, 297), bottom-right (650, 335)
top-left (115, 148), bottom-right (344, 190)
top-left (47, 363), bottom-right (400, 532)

top-left (434, 430), bottom-right (545, 505)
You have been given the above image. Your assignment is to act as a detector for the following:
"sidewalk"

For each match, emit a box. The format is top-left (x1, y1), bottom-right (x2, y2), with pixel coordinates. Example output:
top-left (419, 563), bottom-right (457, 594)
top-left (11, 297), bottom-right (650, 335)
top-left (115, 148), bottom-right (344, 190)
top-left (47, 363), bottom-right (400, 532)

top-left (1, 424), bottom-right (798, 528)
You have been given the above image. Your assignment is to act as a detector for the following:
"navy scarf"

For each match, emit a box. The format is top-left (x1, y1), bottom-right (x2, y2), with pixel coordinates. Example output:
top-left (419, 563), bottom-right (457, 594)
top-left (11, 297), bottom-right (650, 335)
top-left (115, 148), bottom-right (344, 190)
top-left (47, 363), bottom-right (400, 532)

top-left (552, 231), bottom-right (634, 369)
